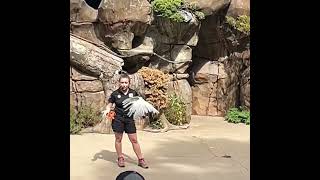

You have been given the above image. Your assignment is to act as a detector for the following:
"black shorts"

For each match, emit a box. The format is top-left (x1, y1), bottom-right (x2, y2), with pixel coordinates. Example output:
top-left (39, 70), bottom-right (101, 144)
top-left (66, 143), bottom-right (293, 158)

top-left (112, 118), bottom-right (136, 134)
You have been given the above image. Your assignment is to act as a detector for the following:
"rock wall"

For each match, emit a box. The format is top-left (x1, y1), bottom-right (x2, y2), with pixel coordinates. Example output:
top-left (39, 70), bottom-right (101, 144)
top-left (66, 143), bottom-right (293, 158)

top-left (147, 16), bottom-right (200, 74)
top-left (98, 0), bottom-right (152, 49)
top-left (240, 50), bottom-right (250, 110)
top-left (227, 0), bottom-right (250, 17)
top-left (191, 50), bottom-right (249, 116)
top-left (70, 0), bottom-right (250, 119)
top-left (70, 67), bottom-right (106, 111)
top-left (188, 0), bottom-right (250, 116)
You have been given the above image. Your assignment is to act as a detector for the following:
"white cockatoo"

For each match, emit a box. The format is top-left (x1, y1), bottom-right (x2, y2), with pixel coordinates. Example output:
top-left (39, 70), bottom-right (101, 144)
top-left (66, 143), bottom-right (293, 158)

top-left (122, 96), bottom-right (159, 120)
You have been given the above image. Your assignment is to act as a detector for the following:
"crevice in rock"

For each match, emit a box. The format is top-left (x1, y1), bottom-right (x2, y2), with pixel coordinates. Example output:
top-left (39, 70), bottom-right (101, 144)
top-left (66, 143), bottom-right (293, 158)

top-left (132, 36), bottom-right (144, 48)
top-left (122, 57), bottom-right (148, 74)
top-left (74, 93), bottom-right (80, 111)
top-left (77, 90), bottom-right (104, 93)
top-left (71, 79), bottom-right (98, 82)
top-left (84, 0), bottom-right (102, 10)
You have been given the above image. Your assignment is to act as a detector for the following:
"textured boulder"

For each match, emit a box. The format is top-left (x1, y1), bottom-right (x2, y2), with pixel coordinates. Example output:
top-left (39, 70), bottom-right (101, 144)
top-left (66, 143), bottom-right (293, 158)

top-left (70, 0), bottom-right (98, 22)
top-left (193, 15), bottom-right (228, 61)
top-left (146, 15), bottom-right (200, 73)
top-left (185, 0), bottom-right (231, 16)
top-left (191, 62), bottom-right (219, 116)
top-left (98, 0), bottom-right (152, 50)
top-left (70, 34), bottom-right (123, 78)
top-left (240, 66), bottom-right (250, 109)
top-left (70, 23), bottom-right (104, 44)
top-left (149, 44), bottom-right (192, 73)
top-left (227, 0), bottom-right (250, 17)
top-left (70, 67), bottom-right (106, 111)
top-left (191, 53), bottom-right (247, 116)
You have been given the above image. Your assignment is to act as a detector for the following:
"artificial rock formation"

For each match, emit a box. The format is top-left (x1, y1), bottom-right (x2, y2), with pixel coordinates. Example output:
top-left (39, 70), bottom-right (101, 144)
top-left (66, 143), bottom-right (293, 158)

top-left (191, 50), bottom-right (249, 116)
top-left (147, 16), bottom-right (200, 74)
top-left (185, 0), bottom-right (231, 16)
top-left (227, 0), bottom-right (250, 17)
top-left (70, 0), bottom-right (250, 134)
top-left (98, 0), bottom-right (152, 50)
top-left (70, 67), bottom-right (106, 111)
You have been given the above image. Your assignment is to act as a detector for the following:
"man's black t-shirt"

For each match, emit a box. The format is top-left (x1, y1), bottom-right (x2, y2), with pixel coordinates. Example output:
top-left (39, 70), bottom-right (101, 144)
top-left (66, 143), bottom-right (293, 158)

top-left (108, 88), bottom-right (138, 120)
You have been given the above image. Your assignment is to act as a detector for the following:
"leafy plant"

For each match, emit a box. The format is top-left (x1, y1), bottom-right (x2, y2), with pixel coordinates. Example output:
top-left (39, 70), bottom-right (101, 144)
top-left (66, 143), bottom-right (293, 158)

top-left (151, 0), bottom-right (183, 22)
top-left (164, 93), bottom-right (187, 126)
top-left (70, 107), bottom-right (82, 134)
top-left (225, 107), bottom-right (250, 125)
top-left (226, 15), bottom-right (250, 35)
top-left (151, 0), bottom-right (205, 22)
top-left (77, 106), bottom-right (101, 127)
top-left (149, 118), bottom-right (165, 129)
top-left (194, 11), bottom-right (205, 20)
top-left (169, 12), bottom-right (185, 23)
top-left (70, 105), bottom-right (101, 134)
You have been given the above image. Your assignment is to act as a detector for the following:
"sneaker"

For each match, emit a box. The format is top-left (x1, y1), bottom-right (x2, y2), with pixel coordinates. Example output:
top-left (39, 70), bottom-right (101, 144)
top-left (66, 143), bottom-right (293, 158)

top-left (138, 158), bottom-right (149, 169)
top-left (117, 157), bottom-right (125, 167)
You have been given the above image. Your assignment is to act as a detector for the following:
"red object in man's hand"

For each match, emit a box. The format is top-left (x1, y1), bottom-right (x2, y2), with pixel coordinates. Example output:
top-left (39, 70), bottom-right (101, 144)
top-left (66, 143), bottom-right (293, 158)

top-left (107, 111), bottom-right (116, 121)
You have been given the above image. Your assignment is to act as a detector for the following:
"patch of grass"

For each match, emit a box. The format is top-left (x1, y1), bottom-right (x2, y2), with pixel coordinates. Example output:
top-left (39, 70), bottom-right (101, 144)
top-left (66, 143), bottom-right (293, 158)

top-left (70, 107), bottom-right (82, 134)
top-left (70, 105), bottom-right (101, 134)
top-left (225, 107), bottom-right (250, 125)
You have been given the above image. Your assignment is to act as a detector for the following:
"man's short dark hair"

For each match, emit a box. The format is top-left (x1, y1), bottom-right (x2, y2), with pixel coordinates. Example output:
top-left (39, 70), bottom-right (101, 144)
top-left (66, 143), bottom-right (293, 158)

top-left (119, 72), bottom-right (130, 82)
top-left (116, 171), bottom-right (145, 180)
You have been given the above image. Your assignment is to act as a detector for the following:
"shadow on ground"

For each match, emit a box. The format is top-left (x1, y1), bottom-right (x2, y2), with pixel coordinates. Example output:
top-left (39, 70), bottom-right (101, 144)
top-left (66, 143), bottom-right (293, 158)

top-left (145, 137), bottom-right (249, 179)
top-left (92, 150), bottom-right (137, 165)
top-left (91, 136), bottom-right (249, 179)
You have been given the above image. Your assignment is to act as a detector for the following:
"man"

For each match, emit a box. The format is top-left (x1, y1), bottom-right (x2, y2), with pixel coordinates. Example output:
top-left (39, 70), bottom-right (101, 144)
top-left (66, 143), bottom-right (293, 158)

top-left (104, 73), bottom-right (148, 168)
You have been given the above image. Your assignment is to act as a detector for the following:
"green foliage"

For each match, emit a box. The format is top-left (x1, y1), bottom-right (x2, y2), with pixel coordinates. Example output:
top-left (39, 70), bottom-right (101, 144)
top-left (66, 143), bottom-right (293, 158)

top-left (70, 107), bottom-right (82, 134)
top-left (169, 12), bottom-right (185, 23)
top-left (149, 119), bottom-right (164, 129)
top-left (226, 15), bottom-right (250, 35)
top-left (225, 107), bottom-right (250, 125)
top-left (151, 0), bottom-right (183, 22)
top-left (194, 11), bottom-right (205, 20)
top-left (164, 93), bottom-right (187, 126)
top-left (70, 105), bottom-right (101, 134)
top-left (151, 0), bottom-right (205, 22)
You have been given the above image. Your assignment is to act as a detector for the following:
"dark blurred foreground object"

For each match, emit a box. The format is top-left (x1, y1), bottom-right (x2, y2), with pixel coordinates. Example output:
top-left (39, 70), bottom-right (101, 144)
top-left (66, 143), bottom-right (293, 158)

top-left (116, 171), bottom-right (145, 180)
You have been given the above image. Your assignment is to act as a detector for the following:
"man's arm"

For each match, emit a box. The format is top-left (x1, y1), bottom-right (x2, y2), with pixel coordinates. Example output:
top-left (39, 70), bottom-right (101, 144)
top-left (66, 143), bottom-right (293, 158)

top-left (102, 93), bottom-right (115, 117)
top-left (104, 102), bottom-right (113, 114)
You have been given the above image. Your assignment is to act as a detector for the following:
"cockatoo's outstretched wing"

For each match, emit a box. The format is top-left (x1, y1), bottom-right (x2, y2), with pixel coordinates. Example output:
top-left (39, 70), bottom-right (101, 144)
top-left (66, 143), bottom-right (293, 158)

top-left (122, 96), bottom-right (159, 119)
top-left (122, 96), bottom-right (140, 109)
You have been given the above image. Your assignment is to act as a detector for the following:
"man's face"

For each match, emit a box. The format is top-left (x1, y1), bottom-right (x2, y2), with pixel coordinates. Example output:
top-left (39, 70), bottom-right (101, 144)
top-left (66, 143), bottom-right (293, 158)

top-left (119, 78), bottom-right (130, 91)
